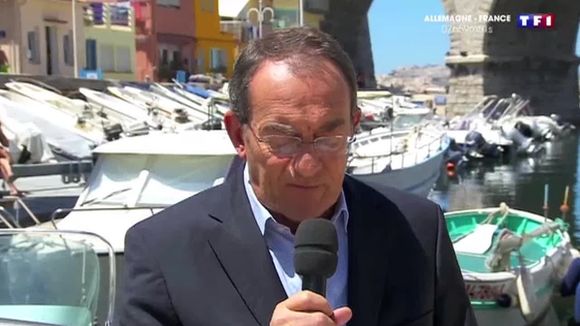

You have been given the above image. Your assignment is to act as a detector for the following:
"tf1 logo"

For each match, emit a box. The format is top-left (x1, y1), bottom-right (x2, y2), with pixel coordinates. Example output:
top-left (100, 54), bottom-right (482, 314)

top-left (517, 14), bottom-right (554, 29)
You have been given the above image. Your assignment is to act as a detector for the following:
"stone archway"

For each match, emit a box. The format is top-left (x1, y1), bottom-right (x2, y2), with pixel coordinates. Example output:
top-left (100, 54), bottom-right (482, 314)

top-left (443, 0), bottom-right (580, 121)
top-left (321, 0), bottom-right (376, 88)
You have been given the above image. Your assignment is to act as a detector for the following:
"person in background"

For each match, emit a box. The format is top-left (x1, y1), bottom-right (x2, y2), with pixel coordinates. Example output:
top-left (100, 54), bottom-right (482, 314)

top-left (0, 120), bottom-right (21, 196)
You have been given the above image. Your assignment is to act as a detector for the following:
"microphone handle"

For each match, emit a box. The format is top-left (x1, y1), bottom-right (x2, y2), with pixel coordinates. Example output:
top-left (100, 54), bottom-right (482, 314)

top-left (301, 275), bottom-right (326, 296)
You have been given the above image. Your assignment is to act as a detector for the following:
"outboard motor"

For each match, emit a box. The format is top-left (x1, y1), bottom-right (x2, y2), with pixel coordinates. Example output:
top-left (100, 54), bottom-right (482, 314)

top-left (514, 121), bottom-right (533, 138)
top-left (502, 123), bottom-right (536, 155)
top-left (446, 138), bottom-right (468, 166)
top-left (464, 131), bottom-right (503, 158)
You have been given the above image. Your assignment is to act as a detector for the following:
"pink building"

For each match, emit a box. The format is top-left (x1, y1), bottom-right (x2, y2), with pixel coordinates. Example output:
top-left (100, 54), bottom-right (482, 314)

top-left (133, 0), bottom-right (196, 81)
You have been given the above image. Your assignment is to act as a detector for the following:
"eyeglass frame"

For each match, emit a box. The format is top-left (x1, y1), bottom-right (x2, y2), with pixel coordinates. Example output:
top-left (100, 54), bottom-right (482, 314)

top-left (245, 124), bottom-right (356, 157)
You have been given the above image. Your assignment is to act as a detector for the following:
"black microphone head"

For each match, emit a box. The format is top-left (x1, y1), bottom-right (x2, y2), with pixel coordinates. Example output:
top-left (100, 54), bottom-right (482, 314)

top-left (294, 218), bottom-right (338, 278)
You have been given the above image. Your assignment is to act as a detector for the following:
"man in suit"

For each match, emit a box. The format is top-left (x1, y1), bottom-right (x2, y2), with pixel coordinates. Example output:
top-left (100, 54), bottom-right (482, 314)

top-left (117, 27), bottom-right (476, 326)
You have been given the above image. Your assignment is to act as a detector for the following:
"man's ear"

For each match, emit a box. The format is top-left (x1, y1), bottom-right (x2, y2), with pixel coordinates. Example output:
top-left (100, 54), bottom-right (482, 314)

top-left (224, 110), bottom-right (247, 159)
top-left (352, 106), bottom-right (362, 133)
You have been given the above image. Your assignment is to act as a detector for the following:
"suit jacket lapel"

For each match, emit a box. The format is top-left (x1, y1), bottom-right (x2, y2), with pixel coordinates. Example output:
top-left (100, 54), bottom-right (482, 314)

top-left (206, 160), bottom-right (287, 325)
top-left (345, 176), bottom-right (391, 326)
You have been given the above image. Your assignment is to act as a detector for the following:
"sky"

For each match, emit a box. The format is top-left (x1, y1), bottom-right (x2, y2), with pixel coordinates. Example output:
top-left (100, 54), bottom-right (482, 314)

top-left (368, 0), bottom-right (580, 75)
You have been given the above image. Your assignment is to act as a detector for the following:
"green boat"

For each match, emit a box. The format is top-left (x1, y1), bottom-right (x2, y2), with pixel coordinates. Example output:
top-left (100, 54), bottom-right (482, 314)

top-left (446, 203), bottom-right (577, 326)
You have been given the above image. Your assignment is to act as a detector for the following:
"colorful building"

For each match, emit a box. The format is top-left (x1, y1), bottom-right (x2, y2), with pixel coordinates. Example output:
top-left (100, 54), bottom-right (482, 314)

top-left (219, 0), bottom-right (327, 57)
top-left (133, 0), bottom-right (197, 81)
top-left (193, 0), bottom-right (237, 77)
top-left (219, 0), bottom-right (273, 57)
top-left (83, 2), bottom-right (137, 80)
top-left (0, 0), bottom-right (85, 77)
top-left (272, 0), bottom-right (327, 29)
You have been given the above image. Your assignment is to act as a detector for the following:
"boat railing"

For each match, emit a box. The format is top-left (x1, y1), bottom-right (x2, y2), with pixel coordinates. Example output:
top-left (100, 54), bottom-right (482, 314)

top-left (0, 195), bottom-right (41, 228)
top-left (349, 126), bottom-right (447, 174)
top-left (49, 205), bottom-right (167, 228)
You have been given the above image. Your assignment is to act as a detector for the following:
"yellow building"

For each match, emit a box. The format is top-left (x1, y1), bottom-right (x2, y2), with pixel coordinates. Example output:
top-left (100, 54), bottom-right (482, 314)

top-left (194, 0), bottom-right (237, 77)
top-left (83, 2), bottom-right (136, 80)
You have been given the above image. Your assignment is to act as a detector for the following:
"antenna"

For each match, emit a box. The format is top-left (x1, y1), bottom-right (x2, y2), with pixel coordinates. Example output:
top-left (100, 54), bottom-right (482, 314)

top-left (560, 185), bottom-right (570, 221)
top-left (543, 184), bottom-right (549, 223)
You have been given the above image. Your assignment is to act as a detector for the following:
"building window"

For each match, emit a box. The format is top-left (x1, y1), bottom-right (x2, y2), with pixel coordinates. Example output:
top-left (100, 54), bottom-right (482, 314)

top-left (201, 0), bottom-right (214, 12)
top-left (27, 30), bottom-right (40, 64)
top-left (157, 0), bottom-right (180, 7)
top-left (63, 31), bottom-right (74, 66)
top-left (85, 39), bottom-right (97, 69)
top-left (116, 46), bottom-right (132, 72)
top-left (100, 44), bottom-right (115, 71)
top-left (110, 4), bottom-right (130, 26)
top-left (172, 51), bottom-right (180, 65)
top-left (196, 51), bottom-right (205, 73)
top-left (273, 9), bottom-right (298, 29)
top-left (210, 48), bottom-right (226, 73)
top-left (161, 49), bottom-right (168, 65)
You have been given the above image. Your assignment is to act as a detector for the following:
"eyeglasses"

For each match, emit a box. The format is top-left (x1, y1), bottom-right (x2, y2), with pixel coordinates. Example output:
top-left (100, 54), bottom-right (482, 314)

top-left (247, 125), bottom-right (355, 157)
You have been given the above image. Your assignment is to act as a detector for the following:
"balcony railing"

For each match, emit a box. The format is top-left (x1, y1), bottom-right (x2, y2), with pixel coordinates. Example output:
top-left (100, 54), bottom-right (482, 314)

top-left (220, 21), bottom-right (243, 40)
top-left (83, 3), bottom-right (133, 28)
top-left (220, 21), bottom-right (264, 43)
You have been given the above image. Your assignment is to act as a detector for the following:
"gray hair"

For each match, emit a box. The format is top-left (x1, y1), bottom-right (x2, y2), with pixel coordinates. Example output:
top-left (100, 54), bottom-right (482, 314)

top-left (229, 27), bottom-right (358, 124)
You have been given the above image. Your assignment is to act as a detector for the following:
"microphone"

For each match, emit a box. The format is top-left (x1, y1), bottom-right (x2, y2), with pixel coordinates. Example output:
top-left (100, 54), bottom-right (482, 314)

top-left (294, 218), bottom-right (338, 296)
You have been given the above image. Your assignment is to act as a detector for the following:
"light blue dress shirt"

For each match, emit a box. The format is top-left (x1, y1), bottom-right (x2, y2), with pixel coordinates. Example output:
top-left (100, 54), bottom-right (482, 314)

top-left (243, 164), bottom-right (349, 309)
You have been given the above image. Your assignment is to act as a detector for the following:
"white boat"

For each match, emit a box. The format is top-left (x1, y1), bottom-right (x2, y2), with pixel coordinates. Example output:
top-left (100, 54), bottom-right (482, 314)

top-left (447, 96), bottom-right (514, 149)
top-left (447, 205), bottom-right (577, 325)
top-left (0, 90), bottom-right (98, 159)
top-left (30, 130), bottom-right (237, 322)
top-left (347, 124), bottom-right (449, 197)
top-left (0, 95), bottom-right (54, 164)
top-left (6, 82), bottom-right (94, 122)
top-left (171, 84), bottom-right (225, 117)
top-left (150, 83), bottom-right (209, 114)
top-left (38, 130), bottom-right (237, 252)
top-left (79, 87), bottom-right (157, 132)
top-left (4, 82), bottom-right (114, 144)
top-left (109, 86), bottom-right (209, 124)
top-left (0, 229), bottom-right (116, 326)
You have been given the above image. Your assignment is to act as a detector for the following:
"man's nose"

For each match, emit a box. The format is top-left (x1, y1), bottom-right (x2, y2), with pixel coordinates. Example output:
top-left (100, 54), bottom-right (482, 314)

top-left (292, 150), bottom-right (323, 178)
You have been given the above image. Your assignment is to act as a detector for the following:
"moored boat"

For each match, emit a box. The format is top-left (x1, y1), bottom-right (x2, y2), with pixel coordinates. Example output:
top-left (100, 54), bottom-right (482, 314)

top-left (446, 203), bottom-right (577, 325)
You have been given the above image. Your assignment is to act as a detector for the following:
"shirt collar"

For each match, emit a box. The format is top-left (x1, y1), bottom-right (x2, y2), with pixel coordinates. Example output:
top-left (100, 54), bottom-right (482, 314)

top-left (243, 163), bottom-right (349, 235)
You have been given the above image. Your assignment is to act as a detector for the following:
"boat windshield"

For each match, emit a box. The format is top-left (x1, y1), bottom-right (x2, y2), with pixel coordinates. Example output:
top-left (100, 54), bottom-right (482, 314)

top-left (0, 230), bottom-right (112, 326)
top-left (82, 153), bottom-right (235, 207)
top-left (391, 114), bottom-right (429, 130)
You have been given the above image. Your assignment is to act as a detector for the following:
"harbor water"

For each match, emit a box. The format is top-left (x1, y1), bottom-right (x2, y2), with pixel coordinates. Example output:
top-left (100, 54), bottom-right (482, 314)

top-left (429, 132), bottom-right (580, 325)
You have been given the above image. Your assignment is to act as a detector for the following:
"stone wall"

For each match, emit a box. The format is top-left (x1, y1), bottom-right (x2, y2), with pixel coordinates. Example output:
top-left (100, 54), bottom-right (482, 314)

top-left (321, 0), bottom-right (376, 88)
top-left (443, 0), bottom-right (580, 121)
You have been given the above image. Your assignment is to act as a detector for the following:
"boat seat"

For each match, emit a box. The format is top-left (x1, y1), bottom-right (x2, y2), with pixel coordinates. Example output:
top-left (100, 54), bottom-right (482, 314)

top-left (453, 224), bottom-right (498, 254)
